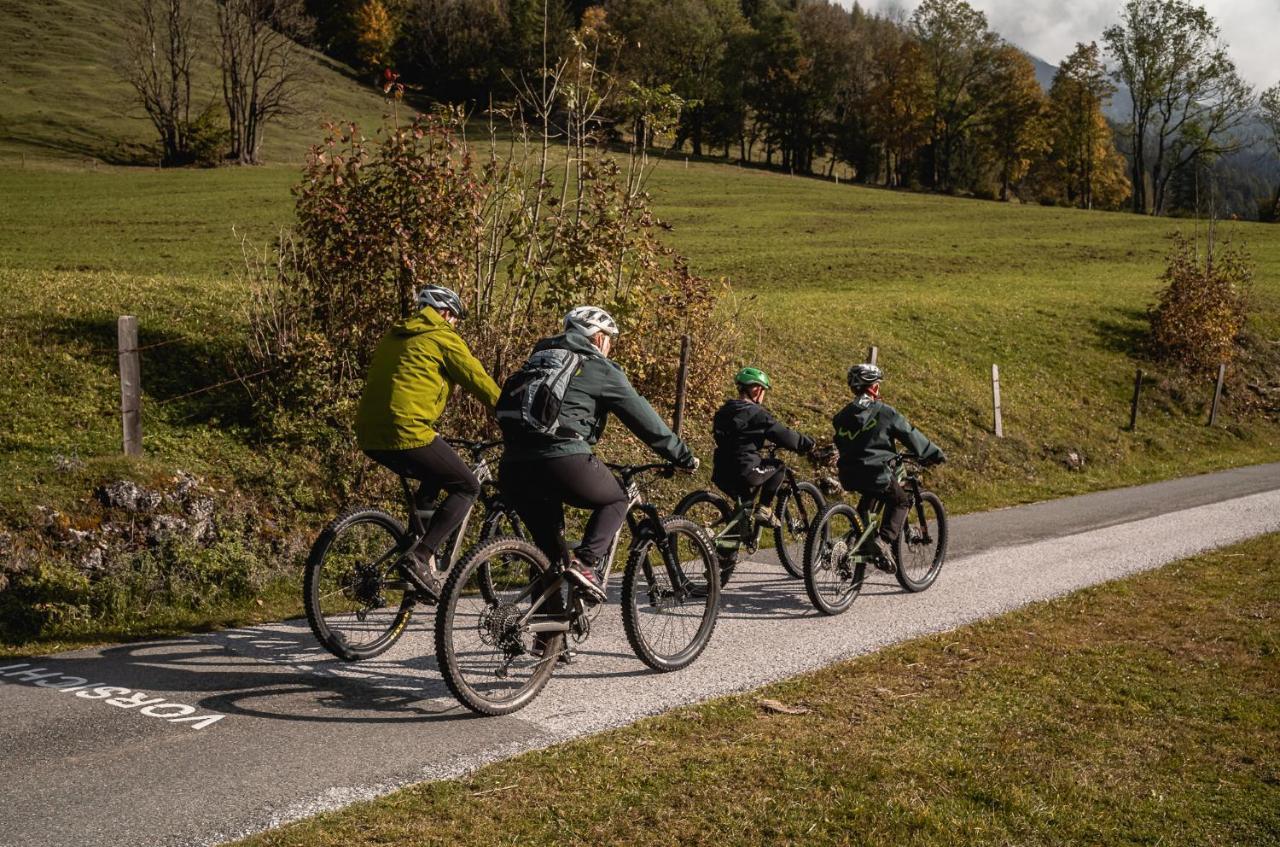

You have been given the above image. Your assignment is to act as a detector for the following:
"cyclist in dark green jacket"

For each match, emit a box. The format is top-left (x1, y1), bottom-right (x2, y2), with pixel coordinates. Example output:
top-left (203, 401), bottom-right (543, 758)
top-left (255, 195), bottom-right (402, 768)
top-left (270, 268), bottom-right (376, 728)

top-left (832, 363), bottom-right (945, 569)
top-left (355, 285), bottom-right (500, 597)
top-left (499, 306), bottom-right (697, 601)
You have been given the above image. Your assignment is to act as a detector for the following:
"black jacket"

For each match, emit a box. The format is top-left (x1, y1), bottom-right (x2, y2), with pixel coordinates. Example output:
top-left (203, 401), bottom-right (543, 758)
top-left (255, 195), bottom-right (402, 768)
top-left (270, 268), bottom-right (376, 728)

top-left (832, 396), bottom-right (944, 490)
top-left (711, 399), bottom-right (813, 488)
top-left (501, 331), bottom-right (694, 466)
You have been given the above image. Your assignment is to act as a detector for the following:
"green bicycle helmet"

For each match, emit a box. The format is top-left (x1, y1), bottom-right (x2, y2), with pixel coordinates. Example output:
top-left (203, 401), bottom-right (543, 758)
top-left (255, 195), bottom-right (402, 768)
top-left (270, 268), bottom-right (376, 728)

top-left (734, 366), bottom-right (772, 390)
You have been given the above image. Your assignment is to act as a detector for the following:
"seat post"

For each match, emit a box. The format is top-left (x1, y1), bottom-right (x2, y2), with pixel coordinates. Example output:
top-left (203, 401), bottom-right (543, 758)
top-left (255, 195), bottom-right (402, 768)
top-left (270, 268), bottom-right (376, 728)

top-left (401, 476), bottom-right (425, 536)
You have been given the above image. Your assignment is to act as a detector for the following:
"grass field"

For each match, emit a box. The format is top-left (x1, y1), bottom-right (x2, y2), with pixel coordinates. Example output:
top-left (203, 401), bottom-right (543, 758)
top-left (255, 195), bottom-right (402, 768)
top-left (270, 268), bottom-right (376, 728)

top-left (232, 533), bottom-right (1280, 847)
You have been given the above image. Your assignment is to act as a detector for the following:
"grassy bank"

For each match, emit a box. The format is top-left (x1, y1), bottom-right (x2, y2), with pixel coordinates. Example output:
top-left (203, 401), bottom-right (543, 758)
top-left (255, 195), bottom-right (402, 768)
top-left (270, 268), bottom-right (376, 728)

top-left (234, 532), bottom-right (1280, 846)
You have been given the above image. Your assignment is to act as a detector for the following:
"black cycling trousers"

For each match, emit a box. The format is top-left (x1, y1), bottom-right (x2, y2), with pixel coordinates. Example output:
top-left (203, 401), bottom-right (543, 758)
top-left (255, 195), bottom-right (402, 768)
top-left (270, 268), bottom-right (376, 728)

top-left (365, 439), bottom-right (481, 557)
top-left (848, 478), bottom-right (913, 544)
top-left (499, 453), bottom-right (628, 566)
top-left (715, 457), bottom-right (786, 507)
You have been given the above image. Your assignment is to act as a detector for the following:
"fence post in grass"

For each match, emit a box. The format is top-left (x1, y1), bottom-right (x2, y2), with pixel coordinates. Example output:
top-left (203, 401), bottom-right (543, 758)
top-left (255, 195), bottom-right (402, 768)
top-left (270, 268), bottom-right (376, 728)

top-left (1128, 368), bottom-right (1143, 431)
top-left (672, 334), bottom-right (692, 437)
top-left (867, 345), bottom-right (878, 366)
top-left (118, 315), bottom-right (143, 457)
top-left (1208, 363), bottom-right (1227, 426)
top-left (991, 364), bottom-right (1004, 438)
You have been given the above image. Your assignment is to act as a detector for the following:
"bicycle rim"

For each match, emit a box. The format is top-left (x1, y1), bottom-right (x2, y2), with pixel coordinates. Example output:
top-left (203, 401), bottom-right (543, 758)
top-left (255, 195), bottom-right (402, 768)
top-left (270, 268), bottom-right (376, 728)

top-left (803, 503), bottom-right (865, 616)
top-left (621, 517), bottom-right (721, 672)
top-left (775, 482), bottom-right (824, 578)
top-left (894, 491), bottom-right (948, 592)
top-left (436, 536), bottom-right (562, 716)
top-left (304, 509), bottom-right (414, 661)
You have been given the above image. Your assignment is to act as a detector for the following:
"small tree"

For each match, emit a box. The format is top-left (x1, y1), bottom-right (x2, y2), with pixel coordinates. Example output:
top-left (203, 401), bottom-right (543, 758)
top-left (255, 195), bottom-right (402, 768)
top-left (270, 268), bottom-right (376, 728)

top-left (216, 0), bottom-right (314, 164)
top-left (1260, 82), bottom-right (1280, 222)
top-left (119, 0), bottom-right (199, 166)
top-left (1149, 232), bottom-right (1252, 371)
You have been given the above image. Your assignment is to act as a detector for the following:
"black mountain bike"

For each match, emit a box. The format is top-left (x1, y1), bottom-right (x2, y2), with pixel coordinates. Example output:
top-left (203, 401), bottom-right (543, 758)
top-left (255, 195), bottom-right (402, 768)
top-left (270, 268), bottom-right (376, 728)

top-left (673, 447), bottom-right (825, 586)
top-left (435, 462), bottom-right (720, 716)
top-left (802, 453), bottom-right (948, 616)
top-left (303, 439), bottom-right (523, 661)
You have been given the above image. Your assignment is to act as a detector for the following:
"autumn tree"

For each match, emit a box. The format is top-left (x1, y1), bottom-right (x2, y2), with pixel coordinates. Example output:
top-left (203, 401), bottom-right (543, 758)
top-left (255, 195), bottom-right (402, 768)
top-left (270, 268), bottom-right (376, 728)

top-left (397, 0), bottom-right (512, 102)
top-left (352, 0), bottom-right (397, 68)
top-left (1260, 82), bottom-right (1280, 221)
top-left (1036, 42), bottom-right (1129, 210)
top-left (909, 0), bottom-right (998, 191)
top-left (865, 30), bottom-right (931, 186)
top-left (216, 0), bottom-right (314, 164)
top-left (119, 0), bottom-right (200, 166)
top-left (1104, 0), bottom-right (1255, 215)
top-left (973, 45), bottom-right (1047, 200)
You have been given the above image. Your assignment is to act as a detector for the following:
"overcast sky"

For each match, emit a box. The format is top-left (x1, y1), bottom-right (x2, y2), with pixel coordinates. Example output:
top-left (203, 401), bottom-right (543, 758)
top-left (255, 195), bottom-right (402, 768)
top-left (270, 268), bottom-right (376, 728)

top-left (857, 0), bottom-right (1278, 89)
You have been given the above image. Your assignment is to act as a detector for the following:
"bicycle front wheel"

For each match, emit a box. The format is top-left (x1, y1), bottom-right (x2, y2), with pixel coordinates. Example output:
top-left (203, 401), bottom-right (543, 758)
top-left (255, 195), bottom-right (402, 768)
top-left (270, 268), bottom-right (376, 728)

top-left (775, 481), bottom-right (825, 578)
top-left (621, 516), bottom-right (721, 672)
top-left (894, 490), bottom-right (948, 592)
top-left (477, 503), bottom-right (527, 604)
top-left (803, 503), bottom-right (866, 616)
top-left (303, 507), bottom-right (415, 661)
top-left (435, 536), bottom-right (562, 716)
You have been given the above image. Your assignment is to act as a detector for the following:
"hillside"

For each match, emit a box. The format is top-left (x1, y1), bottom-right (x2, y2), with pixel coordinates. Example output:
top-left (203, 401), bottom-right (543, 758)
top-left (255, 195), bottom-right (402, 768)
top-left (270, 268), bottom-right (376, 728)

top-left (0, 0), bottom-right (391, 164)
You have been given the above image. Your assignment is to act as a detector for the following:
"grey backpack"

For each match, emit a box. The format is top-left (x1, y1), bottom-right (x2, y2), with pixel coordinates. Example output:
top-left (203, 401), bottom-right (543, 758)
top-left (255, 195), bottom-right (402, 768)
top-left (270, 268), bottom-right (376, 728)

top-left (496, 348), bottom-right (583, 437)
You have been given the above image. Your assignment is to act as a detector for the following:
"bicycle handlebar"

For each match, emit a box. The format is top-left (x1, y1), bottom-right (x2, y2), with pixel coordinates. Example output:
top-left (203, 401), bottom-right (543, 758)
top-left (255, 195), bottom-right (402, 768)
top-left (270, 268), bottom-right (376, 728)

top-left (605, 461), bottom-right (677, 481)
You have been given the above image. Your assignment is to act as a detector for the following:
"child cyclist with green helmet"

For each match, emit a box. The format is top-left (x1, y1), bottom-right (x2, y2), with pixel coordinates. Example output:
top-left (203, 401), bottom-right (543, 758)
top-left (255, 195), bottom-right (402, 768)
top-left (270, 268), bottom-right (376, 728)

top-left (711, 367), bottom-right (816, 527)
top-left (832, 363), bottom-right (945, 570)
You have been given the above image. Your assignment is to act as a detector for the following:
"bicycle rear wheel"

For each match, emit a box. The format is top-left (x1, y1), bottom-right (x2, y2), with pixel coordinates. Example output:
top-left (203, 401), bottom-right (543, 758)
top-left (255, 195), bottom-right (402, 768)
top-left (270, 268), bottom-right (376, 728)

top-left (303, 507), bottom-right (415, 661)
top-left (621, 517), bottom-right (721, 672)
top-left (435, 536), bottom-right (562, 716)
top-left (775, 481), bottom-right (824, 579)
top-left (673, 489), bottom-right (737, 587)
top-left (803, 503), bottom-right (866, 616)
top-left (894, 491), bottom-right (948, 592)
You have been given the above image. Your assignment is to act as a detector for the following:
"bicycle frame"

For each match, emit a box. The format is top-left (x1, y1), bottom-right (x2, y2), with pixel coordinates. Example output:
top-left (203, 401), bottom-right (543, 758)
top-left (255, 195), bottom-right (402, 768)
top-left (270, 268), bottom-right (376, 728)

top-left (846, 457), bottom-right (930, 560)
top-left (396, 439), bottom-right (505, 571)
top-left (705, 463), bottom-right (803, 556)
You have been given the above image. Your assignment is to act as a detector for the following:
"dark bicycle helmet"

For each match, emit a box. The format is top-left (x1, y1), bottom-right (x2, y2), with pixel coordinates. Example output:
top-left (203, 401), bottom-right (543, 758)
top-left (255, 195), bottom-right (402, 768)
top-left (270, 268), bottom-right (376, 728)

top-left (847, 363), bottom-right (883, 393)
top-left (734, 366), bottom-right (772, 390)
top-left (416, 285), bottom-right (467, 319)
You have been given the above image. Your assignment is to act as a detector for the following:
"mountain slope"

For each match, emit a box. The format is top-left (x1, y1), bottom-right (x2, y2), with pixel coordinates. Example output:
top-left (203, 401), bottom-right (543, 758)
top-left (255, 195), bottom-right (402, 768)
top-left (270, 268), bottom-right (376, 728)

top-left (0, 0), bottom-right (391, 164)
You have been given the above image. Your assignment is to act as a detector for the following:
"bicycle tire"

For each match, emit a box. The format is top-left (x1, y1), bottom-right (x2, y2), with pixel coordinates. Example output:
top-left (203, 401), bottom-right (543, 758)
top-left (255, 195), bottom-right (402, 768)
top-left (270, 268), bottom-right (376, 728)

top-left (802, 502), bottom-right (866, 616)
top-left (435, 535), bottom-right (562, 716)
top-left (894, 490), bottom-right (948, 592)
top-left (621, 516), bottom-right (721, 672)
top-left (775, 481), bottom-right (825, 579)
top-left (303, 507), bottom-right (415, 661)
top-left (673, 489), bottom-right (737, 587)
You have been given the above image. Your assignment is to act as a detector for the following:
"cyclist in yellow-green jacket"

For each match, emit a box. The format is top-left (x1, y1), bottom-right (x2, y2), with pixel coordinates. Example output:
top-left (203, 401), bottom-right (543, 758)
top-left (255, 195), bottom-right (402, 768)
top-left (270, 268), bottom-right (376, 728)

top-left (355, 285), bottom-right (500, 598)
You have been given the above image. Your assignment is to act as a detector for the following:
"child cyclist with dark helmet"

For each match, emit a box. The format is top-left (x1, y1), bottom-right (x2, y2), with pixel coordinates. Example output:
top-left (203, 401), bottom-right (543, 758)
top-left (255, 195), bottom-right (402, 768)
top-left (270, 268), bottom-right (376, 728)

top-left (711, 367), bottom-right (816, 527)
top-left (832, 363), bottom-right (945, 570)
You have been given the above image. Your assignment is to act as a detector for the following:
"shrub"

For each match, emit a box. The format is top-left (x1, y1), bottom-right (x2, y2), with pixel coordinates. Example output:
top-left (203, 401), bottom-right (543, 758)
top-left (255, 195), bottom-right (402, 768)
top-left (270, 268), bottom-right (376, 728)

top-left (245, 31), bottom-right (737, 462)
top-left (1148, 232), bottom-right (1253, 372)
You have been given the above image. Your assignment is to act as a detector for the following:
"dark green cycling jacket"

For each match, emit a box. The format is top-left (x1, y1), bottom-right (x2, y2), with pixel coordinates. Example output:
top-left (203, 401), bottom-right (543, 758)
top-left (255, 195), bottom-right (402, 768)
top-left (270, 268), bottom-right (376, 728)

top-left (832, 396), bottom-right (944, 490)
top-left (501, 330), bottom-right (694, 466)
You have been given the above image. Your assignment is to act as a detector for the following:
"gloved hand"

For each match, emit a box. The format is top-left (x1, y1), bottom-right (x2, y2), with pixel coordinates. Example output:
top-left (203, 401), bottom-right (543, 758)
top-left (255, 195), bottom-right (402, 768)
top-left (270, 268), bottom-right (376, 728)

top-left (798, 434), bottom-right (816, 454)
top-left (678, 455), bottom-right (700, 474)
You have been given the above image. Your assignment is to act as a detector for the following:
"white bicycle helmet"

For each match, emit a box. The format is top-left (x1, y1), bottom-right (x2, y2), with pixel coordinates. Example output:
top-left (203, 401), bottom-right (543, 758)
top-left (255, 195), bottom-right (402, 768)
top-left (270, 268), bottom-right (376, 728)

top-left (564, 305), bottom-right (619, 338)
top-left (847, 363), bottom-right (883, 393)
top-left (416, 285), bottom-right (467, 319)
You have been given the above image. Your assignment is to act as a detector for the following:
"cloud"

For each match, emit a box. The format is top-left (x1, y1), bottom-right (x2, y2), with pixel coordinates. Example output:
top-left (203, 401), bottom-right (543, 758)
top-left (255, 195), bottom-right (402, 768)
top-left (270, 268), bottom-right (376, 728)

top-left (849, 0), bottom-right (1278, 88)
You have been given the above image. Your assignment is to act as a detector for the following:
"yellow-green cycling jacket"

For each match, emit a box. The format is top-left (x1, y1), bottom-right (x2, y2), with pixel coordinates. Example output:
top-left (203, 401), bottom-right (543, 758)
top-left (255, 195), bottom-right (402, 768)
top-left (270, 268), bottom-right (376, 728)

top-left (355, 306), bottom-right (500, 451)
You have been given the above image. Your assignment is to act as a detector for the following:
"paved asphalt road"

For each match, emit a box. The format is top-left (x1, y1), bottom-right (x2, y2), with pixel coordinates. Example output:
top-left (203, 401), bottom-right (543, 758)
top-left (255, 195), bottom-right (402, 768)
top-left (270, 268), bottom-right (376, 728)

top-left (2, 463), bottom-right (1278, 847)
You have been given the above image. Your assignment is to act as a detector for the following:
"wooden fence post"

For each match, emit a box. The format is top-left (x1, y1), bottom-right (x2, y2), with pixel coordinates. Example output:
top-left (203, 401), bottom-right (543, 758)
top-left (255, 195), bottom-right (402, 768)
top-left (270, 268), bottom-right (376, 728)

top-left (1208, 363), bottom-right (1226, 426)
top-left (867, 345), bottom-right (878, 366)
top-left (1128, 368), bottom-right (1143, 431)
top-left (118, 315), bottom-right (143, 456)
top-left (991, 363), bottom-right (1004, 438)
top-left (672, 334), bottom-right (691, 437)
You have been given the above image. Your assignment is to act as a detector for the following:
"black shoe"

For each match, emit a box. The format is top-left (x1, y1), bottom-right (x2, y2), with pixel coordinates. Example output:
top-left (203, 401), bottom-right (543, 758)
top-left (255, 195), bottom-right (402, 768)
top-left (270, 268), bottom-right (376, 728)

top-left (398, 551), bottom-right (441, 599)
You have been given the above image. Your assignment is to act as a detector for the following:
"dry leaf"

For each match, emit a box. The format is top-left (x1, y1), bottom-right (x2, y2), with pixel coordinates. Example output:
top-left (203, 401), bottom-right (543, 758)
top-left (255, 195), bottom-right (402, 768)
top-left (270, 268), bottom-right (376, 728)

top-left (759, 698), bottom-right (810, 715)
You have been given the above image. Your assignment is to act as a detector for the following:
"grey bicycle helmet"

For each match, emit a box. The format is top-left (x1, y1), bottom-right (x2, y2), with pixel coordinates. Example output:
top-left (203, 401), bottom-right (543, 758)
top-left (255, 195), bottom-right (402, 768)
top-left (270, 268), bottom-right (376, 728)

top-left (416, 285), bottom-right (467, 319)
top-left (847, 363), bottom-right (883, 393)
top-left (564, 305), bottom-right (619, 338)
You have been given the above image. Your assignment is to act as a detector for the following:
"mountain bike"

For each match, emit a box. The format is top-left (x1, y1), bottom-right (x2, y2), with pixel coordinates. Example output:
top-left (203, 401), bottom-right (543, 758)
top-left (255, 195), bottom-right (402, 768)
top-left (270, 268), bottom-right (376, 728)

top-left (303, 439), bottom-right (523, 662)
top-left (802, 453), bottom-right (948, 616)
top-left (435, 462), bottom-right (720, 716)
top-left (673, 447), bottom-right (825, 586)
